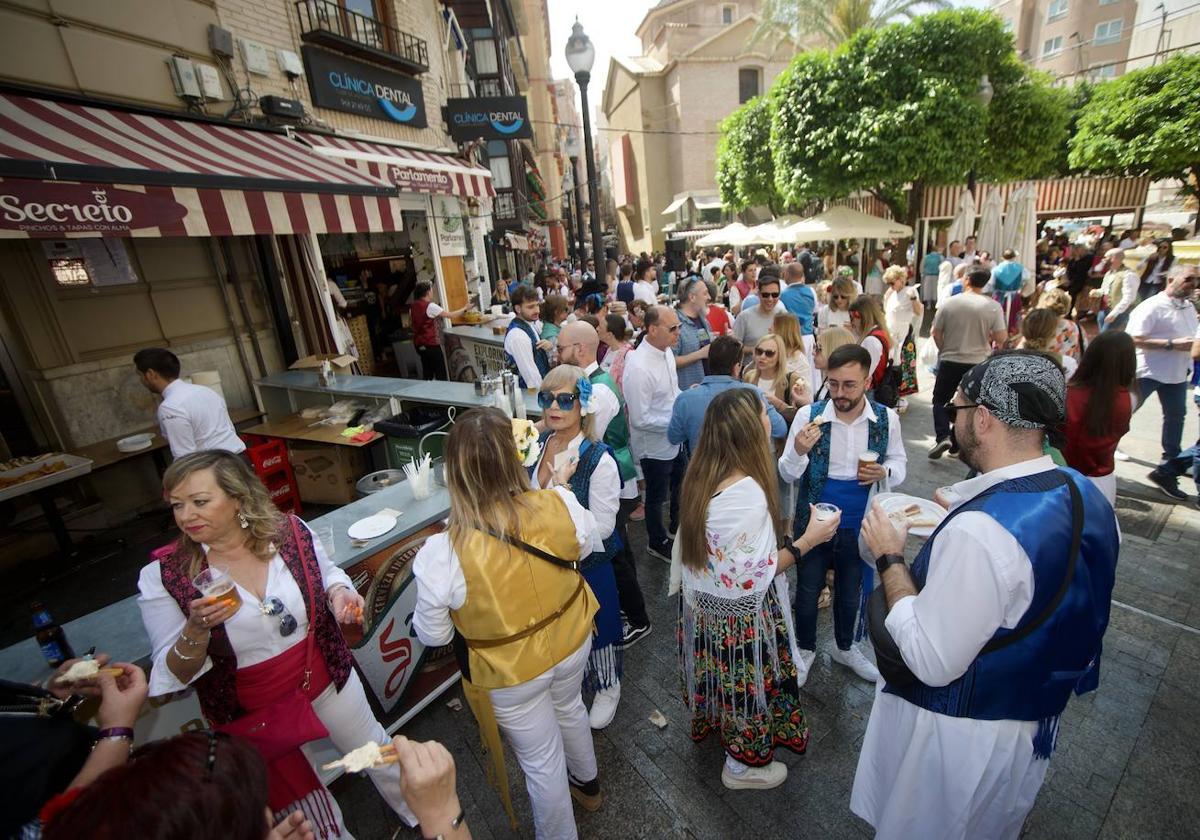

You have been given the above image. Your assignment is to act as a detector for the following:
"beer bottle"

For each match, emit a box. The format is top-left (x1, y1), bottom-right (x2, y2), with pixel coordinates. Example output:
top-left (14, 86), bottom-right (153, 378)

top-left (31, 601), bottom-right (74, 667)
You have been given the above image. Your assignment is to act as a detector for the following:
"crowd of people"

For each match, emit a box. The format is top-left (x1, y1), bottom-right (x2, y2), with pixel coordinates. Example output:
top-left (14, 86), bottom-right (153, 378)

top-left (10, 230), bottom-right (1198, 840)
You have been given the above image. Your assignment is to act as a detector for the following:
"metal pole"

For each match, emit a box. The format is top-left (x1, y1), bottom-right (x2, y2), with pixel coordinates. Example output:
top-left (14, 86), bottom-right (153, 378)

top-left (570, 154), bottom-right (586, 265)
top-left (576, 72), bottom-right (605, 267)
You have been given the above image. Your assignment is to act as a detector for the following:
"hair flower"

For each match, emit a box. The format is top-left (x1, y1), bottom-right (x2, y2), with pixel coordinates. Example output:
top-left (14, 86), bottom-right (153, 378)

top-left (511, 418), bottom-right (541, 467)
top-left (576, 377), bottom-right (593, 415)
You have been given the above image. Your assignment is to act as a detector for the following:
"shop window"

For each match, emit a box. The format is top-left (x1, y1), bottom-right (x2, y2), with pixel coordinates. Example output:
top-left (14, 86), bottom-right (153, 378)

top-left (1093, 19), bottom-right (1123, 46)
top-left (486, 140), bottom-right (513, 190)
top-left (1046, 0), bottom-right (1067, 22)
top-left (470, 30), bottom-right (499, 75)
top-left (738, 68), bottom-right (760, 104)
top-left (43, 240), bottom-right (138, 288)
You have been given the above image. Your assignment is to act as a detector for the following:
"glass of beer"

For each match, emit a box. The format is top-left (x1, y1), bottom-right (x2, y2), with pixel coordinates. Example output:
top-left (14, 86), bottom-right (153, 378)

top-left (193, 565), bottom-right (243, 613)
top-left (858, 451), bottom-right (880, 475)
top-left (813, 502), bottom-right (841, 522)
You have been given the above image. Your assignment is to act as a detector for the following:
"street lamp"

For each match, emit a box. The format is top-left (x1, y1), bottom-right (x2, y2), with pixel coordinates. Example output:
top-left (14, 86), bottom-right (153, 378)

top-left (967, 73), bottom-right (994, 196)
top-left (565, 20), bottom-right (605, 271)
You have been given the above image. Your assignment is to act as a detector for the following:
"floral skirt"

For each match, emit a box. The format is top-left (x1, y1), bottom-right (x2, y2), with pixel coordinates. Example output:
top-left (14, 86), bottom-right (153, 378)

top-left (899, 325), bottom-right (919, 396)
top-left (678, 586), bottom-right (810, 767)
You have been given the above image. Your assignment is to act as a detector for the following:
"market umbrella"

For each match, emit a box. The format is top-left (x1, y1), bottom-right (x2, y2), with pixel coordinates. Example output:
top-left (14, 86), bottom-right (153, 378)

top-left (945, 188), bottom-right (976, 248)
top-left (694, 222), bottom-right (751, 248)
top-left (976, 188), bottom-right (1005, 259)
top-left (780, 206), bottom-right (913, 241)
top-left (1002, 182), bottom-right (1037, 277)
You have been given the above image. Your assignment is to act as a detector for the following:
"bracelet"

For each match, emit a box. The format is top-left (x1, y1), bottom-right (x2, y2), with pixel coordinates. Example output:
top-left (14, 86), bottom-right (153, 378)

top-left (172, 642), bottom-right (199, 660)
top-left (178, 632), bottom-right (206, 647)
top-left (96, 727), bottom-right (134, 740)
top-left (419, 809), bottom-right (466, 840)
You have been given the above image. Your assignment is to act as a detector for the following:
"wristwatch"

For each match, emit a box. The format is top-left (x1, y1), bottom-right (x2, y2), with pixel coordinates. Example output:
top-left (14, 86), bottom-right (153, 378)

top-left (1166, 339), bottom-right (1175, 350)
top-left (875, 553), bottom-right (906, 577)
top-left (420, 809), bottom-right (466, 840)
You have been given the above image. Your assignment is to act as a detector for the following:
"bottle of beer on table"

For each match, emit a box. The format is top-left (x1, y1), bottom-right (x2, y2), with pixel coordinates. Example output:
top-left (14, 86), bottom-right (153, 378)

top-left (31, 601), bottom-right (74, 667)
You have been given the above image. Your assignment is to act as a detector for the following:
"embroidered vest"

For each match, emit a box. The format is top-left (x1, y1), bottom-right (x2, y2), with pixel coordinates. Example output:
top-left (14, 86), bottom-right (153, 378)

top-left (587, 367), bottom-right (637, 483)
top-left (505, 318), bottom-right (550, 387)
top-left (539, 435), bottom-right (622, 568)
top-left (884, 468), bottom-right (1118, 754)
top-left (449, 490), bottom-right (599, 690)
top-left (993, 261), bottom-right (1024, 294)
top-left (156, 515), bottom-right (353, 726)
top-left (794, 399), bottom-right (890, 531)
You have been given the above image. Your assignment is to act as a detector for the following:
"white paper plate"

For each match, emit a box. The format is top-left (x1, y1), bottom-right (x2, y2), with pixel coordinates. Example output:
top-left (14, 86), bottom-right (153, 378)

top-left (347, 513), bottom-right (398, 541)
top-left (872, 493), bottom-right (946, 538)
top-left (117, 433), bottom-right (154, 453)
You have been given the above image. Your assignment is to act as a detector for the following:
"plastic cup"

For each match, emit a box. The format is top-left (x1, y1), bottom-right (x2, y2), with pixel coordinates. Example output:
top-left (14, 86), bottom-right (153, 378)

top-left (193, 565), bottom-right (242, 613)
top-left (318, 525), bottom-right (336, 559)
top-left (858, 450), bottom-right (880, 472)
top-left (813, 502), bottom-right (840, 522)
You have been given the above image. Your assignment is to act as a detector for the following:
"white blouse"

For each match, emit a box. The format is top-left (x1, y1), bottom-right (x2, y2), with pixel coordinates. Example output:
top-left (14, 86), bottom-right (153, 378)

top-left (682, 477), bottom-right (777, 599)
top-left (411, 486), bottom-right (597, 648)
top-left (137, 519), bottom-right (352, 697)
top-left (530, 432), bottom-right (619, 553)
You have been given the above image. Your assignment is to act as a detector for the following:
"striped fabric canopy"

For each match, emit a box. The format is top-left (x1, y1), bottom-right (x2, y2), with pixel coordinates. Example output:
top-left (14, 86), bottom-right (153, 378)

top-left (0, 92), bottom-right (403, 238)
top-left (299, 132), bottom-right (494, 199)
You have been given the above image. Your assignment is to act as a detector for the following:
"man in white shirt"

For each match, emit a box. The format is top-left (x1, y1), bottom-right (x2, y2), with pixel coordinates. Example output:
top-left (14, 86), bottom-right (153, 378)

top-left (503, 285), bottom-right (551, 388)
top-left (557, 321), bottom-right (652, 648)
top-left (1094, 248), bottom-right (1140, 333)
top-left (134, 348), bottom-right (246, 459)
top-left (854, 352), bottom-right (1119, 840)
top-left (622, 306), bottom-right (683, 561)
top-left (779, 344), bottom-right (906, 684)
top-left (1128, 266), bottom-right (1200, 500)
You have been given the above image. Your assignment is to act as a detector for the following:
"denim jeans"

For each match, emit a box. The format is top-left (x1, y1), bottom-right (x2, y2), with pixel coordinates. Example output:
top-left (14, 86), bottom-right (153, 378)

top-left (1098, 309), bottom-right (1129, 333)
top-left (792, 527), bottom-right (862, 651)
top-left (640, 452), bottom-right (685, 547)
top-left (1134, 377), bottom-right (1189, 460)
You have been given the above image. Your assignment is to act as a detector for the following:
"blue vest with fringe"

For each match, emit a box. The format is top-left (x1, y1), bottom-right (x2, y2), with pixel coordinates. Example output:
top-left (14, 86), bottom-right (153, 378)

top-left (505, 318), bottom-right (550, 387)
top-left (883, 467), bottom-right (1119, 758)
top-left (533, 433), bottom-right (622, 569)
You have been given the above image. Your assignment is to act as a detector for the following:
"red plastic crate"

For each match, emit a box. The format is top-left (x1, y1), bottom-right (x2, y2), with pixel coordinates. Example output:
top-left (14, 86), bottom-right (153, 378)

top-left (264, 472), bottom-right (302, 515)
top-left (244, 438), bottom-right (289, 480)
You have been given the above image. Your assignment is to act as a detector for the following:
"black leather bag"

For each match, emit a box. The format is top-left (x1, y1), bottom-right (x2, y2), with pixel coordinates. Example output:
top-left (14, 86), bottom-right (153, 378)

top-left (868, 475), bottom-right (1084, 688)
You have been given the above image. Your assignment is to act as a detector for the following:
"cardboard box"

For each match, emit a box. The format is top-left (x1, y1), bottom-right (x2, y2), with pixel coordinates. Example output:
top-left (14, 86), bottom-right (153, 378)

top-left (289, 354), bottom-right (357, 373)
top-left (288, 443), bottom-right (366, 505)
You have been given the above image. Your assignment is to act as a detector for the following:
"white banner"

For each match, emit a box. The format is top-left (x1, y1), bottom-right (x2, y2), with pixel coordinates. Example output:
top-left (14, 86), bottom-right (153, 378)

top-left (431, 195), bottom-right (467, 257)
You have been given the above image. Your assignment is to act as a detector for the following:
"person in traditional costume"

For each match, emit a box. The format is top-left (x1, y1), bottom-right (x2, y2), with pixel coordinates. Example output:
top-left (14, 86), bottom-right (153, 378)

top-left (528, 364), bottom-right (625, 730)
top-left (779, 344), bottom-right (907, 684)
top-left (671, 388), bottom-right (838, 790)
top-left (853, 352), bottom-right (1120, 840)
top-left (137, 451), bottom-right (413, 839)
top-left (411, 408), bottom-right (602, 839)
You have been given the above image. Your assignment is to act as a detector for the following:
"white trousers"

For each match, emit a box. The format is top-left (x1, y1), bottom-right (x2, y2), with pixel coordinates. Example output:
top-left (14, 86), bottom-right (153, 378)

top-left (298, 669), bottom-right (417, 836)
top-left (489, 638), bottom-right (596, 840)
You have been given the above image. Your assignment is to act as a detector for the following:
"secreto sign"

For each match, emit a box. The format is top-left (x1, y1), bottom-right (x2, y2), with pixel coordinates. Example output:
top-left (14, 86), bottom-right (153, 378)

top-left (302, 46), bottom-right (427, 128)
top-left (444, 96), bottom-right (532, 142)
top-left (0, 181), bottom-right (188, 236)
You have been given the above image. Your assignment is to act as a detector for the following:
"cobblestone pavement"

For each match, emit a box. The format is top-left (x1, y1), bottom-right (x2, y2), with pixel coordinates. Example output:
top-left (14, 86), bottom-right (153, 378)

top-left (334, 357), bottom-right (1200, 840)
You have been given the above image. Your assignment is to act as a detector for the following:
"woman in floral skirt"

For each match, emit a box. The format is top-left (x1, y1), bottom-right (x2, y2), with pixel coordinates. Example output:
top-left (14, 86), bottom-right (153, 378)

top-left (671, 388), bottom-right (839, 790)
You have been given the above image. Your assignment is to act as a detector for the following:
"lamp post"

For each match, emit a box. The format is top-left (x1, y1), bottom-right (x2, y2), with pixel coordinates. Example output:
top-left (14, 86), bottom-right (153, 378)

top-left (967, 74), bottom-right (994, 197)
top-left (569, 154), bottom-right (587, 265)
top-left (565, 20), bottom-right (605, 268)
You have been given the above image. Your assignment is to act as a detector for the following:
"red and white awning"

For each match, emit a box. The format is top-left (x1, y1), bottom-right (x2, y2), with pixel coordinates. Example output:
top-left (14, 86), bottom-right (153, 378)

top-left (299, 133), bottom-right (494, 200)
top-left (0, 92), bottom-right (402, 238)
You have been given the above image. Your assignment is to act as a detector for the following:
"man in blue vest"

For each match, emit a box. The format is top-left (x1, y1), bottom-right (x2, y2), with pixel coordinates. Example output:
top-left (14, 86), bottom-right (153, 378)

top-left (852, 352), bottom-right (1119, 840)
top-left (504, 284), bottom-right (550, 388)
top-left (779, 344), bottom-right (907, 685)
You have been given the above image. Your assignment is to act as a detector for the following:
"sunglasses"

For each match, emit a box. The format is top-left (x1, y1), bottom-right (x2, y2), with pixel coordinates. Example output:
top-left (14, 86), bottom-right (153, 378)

top-left (261, 596), bottom-right (298, 637)
top-left (831, 294), bottom-right (849, 300)
top-left (943, 402), bottom-right (980, 422)
top-left (759, 291), bottom-right (780, 299)
top-left (754, 347), bottom-right (777, 357)
top-left (537, 390), bottom-right (579, 410)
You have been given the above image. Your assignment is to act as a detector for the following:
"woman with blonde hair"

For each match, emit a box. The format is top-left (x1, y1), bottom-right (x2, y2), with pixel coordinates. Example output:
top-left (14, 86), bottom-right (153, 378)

top-left (882, 265), bottom-right (922, 403)
top-left (811, 326), bottom-right (856, 402)
top-left (744, 333), bottom-right (808, 426)
top-left (1036, 286), bottom-right (1084, 363)
top-left (1019, 307), bottom-right (1077, 377)
top-left (772, 311), bottom-right (813, 386)
top-left (529, 364), bottom-right (625, 730)
top-left (411, 408), bottom-right (601, 838)
top-left (848, 295), bottom-right (892, 398)
top-left (817, 277), bottom-right (855, 331)
top-left (137, 451), bottom-right (410, 838)
top-left (674, 388), bottom-right (838, 790)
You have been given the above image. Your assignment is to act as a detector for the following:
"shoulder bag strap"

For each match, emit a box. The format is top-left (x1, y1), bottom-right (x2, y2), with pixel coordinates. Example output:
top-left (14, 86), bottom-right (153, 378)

top-left (287, 516), bottom-right (320, 691)
top-left (482, 526), bottom-right (580, 572)
top-left (980, 474), bottom-right (1084, 655)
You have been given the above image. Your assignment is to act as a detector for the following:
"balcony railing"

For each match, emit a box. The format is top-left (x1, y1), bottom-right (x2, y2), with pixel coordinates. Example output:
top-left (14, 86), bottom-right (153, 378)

top-left (296, 0), bottom-right (429, 75)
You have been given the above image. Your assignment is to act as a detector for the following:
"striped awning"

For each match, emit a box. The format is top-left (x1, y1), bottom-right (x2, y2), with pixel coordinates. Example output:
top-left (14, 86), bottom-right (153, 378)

top-left (0, 92), bottom-right (402, 238)
top-left (299, 132), bottom-right (494, 199)
top-left (920, 177), bottom-right (1150, 221)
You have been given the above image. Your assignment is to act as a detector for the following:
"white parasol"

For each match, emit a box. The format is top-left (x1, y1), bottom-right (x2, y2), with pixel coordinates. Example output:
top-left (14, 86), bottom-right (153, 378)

top-left (1002, 182), bottom-right (1037, 277)
top-left (694, 222), bottom-right (752, 248)
top-left (780, 206), bottom-right (913, 242)
top-left (975, 188), bottom-right (1005, 260)
top-left (945, 188), bottom-right (976, 248)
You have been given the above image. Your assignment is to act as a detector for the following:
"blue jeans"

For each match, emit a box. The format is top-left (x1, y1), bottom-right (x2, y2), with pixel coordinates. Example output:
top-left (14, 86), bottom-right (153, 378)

top-left (1134, 378), bottom-right (1189, 460)
top-left (1097, 309), bottom-right (1128, 333)
top-left (640, 453), bottom-right (685, 547)
top-left (792, 527), bottom-right (862, 651)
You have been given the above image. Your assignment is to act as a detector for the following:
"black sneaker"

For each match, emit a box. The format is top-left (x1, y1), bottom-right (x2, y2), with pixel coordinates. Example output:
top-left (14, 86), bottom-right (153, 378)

top-left (569, 775), bottom-right (602, 811)
top-left (647, 539), bottom-right (673, 562)
top-left (1148, 470), bottom-right (1188, 502)
top-left (618, 621), bottom-right (652, 649)
top-left (927, 439), bottom-right (951, 459)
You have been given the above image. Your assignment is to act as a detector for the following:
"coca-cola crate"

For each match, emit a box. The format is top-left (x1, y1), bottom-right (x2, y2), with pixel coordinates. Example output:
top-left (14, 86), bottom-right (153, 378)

top-left (244, 438), bottom-right (289, 479)
top-left (265, 473), bottom-right (302, 515)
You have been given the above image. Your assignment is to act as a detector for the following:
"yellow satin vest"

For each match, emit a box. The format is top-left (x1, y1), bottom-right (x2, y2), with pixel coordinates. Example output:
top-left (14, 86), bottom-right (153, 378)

top-left (450, 489), bottom-right (599, 690)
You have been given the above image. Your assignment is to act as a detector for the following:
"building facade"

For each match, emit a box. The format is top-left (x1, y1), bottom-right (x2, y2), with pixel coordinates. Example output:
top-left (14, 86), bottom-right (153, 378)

top-left (991, 0), bottom-right (1138, 81)
top-left (600, 0), bottom-right (795, 255)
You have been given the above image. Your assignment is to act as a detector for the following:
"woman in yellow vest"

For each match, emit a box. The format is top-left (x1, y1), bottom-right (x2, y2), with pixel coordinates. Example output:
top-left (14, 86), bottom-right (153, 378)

top-left (412, 407), bottom-right (602, 839)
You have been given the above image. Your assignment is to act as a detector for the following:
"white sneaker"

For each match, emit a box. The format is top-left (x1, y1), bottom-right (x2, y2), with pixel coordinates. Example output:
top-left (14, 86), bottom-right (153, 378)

top-left (721, 760), bottom-right (788, 791)
top-left (830, 645), bottom-right (880, 683)
top-left (589, 682), bottom-right (621, 729)
top-left (1113, 449), bottom-right (1131, 462)
top-left (795, 648), bottom-right (817, 688)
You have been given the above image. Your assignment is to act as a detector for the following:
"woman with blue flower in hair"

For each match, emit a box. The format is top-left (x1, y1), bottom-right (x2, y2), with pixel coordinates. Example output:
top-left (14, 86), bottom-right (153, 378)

top-left (530, 364), bottom-right (626, 731)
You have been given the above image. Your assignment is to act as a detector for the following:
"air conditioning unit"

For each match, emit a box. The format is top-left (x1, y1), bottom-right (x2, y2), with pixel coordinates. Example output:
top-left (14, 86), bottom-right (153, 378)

top-left (259, 96), bottom-right (306, 120)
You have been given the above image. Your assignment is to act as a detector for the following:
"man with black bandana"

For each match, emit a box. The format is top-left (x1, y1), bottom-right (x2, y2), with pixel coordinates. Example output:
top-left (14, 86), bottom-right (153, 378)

top-left (850, 352), bottom-right (1120, 840)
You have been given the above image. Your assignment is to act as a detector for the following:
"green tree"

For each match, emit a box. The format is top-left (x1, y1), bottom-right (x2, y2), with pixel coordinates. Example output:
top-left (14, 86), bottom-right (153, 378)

top-left (716, 96), bottom-right (782, 213)
top-left (753, 0), bottom-right (950, 50)
top-left (770, 9), bottom-right (1069, 253)
top-left (1069, 53), bottom-right (1200, 194)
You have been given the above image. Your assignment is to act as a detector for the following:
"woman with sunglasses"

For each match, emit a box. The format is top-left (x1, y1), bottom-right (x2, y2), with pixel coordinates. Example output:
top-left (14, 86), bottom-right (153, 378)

top-left (411, 408), bottom-right (602, 838)
top-left (529, 365), bottom-right (626, 730)
top-left (137, 451), bottom-right (412, 838)
top-left (817, 278), bottom-right (855, 332)
top-left (744, 334), bottom-right (810, 434)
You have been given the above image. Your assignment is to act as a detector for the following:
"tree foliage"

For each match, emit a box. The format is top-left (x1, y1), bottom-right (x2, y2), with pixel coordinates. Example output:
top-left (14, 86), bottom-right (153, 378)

top-left (1069, 54), bottom-right (1200, 192)
top-left (716, 96), bottom-right (781, 212)
top-left (753, 0), bottom-right (950, 50)
top-left (769, 9), bottom-right (1069, 228)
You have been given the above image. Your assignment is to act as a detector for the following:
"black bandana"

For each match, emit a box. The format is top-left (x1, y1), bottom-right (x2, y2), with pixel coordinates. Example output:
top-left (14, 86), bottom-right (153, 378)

top-left (959, 352), bottom-right (1065, 430)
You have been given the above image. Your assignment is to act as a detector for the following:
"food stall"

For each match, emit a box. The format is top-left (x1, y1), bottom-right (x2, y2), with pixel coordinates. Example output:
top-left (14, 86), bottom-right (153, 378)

top-left (442, 322), bottom-right (511, 381)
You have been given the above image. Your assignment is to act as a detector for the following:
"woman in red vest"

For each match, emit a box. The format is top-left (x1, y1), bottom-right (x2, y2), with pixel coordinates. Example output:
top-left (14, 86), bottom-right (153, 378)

top-left (411, 280), bottom-right (470, 381)
top-left (848, 295), bottom-right (891, 396)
